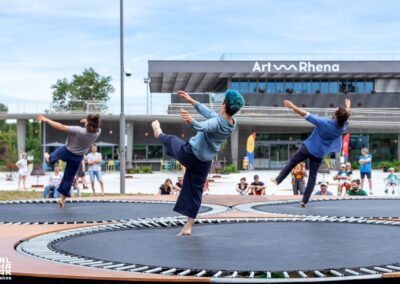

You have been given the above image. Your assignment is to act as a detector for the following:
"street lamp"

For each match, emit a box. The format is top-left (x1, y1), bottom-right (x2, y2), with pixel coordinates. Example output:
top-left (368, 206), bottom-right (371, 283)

top-left (119, 0), bottom-right (126, 194)
top-left (144, 78), bottom-right (151, 114)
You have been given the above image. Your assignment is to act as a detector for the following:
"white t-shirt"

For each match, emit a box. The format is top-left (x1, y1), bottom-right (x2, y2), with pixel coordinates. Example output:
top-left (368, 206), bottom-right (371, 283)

top-left (87, 152), bottom-right (102, 172)
top-left (49, 172), bottom-right (63, 187)
top-left (17, 159), bottom-right (29, 176)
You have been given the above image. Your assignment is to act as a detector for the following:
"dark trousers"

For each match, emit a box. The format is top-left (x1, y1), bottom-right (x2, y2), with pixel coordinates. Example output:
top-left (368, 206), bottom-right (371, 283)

top-left (49, 146), bottom-right (83, 197)
top-left (276, 145), bottom-right (322, 204)
top-left (159, 134), bottom-right (211, 219)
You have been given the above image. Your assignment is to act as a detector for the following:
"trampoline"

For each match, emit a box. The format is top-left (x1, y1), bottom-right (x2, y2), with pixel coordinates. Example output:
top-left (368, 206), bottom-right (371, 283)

top-left (0, 200), bottom-right (222, 224)
top-left (238, 198), bottom-right (400, 219)
top-left (18, 218), bottom-right (400, 281)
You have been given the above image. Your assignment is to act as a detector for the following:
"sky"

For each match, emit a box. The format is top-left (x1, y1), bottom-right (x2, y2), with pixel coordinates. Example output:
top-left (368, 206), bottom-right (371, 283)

top-left (1, 0), bottom-right (400, 111)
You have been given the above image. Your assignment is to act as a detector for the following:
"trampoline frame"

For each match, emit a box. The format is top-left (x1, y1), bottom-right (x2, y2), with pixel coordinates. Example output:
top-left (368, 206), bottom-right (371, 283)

top-left (0, 199), bottom-right (228, 225)
top-left (17, 216), bottom-right (400, 282)
top-left (236, 197), bottom-right (400, 219)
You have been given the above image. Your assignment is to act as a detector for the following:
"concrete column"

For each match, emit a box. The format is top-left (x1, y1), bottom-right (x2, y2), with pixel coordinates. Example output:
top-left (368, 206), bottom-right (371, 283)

top-left (230, 125), bottom-right (239, 168)
top-left (16, 119), bottom-right (27, 156)
top-left (398, 134), bottom-right (400, 161)
top-left (126, 121), bottom-right (134, 167)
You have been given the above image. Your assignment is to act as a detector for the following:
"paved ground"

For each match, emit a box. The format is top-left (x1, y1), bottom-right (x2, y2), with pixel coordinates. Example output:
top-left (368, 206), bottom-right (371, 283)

top-left (0, 169), bottom-right (396, 197)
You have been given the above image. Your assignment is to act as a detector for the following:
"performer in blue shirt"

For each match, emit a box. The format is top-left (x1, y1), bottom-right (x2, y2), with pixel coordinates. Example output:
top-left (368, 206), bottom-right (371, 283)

top-left (359, 147), bottom-right (373, 194)
top-left (271, 99), bottom-right (351, 207)
top-left (152, 89), bottom-right (244, 236)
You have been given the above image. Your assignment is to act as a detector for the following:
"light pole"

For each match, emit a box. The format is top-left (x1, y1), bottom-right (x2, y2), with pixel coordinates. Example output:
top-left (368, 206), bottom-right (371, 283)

top-left (144, 78), bottom-right (151, 114)
top-left (119, 0), bottom-right (126, 194)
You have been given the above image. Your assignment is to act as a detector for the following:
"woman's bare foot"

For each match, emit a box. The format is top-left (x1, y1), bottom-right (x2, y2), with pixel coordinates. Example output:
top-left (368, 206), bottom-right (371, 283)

top-left (44, 152), bottom-right (50, 163)
top-left (176, 229), bottom-right (192, 236)
top-left (151, 120), bottom-right (162, 138)
top-left (300, 202), bottom-right (306, 208)
top-left (58, 195), bottom-right (66, 208)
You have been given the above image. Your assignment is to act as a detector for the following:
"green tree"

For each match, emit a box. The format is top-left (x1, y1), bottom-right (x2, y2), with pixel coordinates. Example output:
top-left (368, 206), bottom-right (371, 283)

top-left (0, 103), bottom-right (8, 113)
top-left (51, 68), bottom-right (114, 112)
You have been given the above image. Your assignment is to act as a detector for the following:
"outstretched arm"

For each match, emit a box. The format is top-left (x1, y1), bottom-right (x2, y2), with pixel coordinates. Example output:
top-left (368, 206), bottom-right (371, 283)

top-left (284, 100), bottom-right (308, 117)
top-left (345, 98), bottom-right (351, 113)
top-left (180, 109), bottom-right (218, 133)
top-left (36, 115), bottom-right (68, 132)
top-left (177, 90), bottom-right (218, 119)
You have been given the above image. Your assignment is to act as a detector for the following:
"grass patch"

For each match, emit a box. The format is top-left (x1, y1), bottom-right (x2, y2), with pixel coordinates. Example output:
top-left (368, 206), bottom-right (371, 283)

top-left (0, 191), bottom-right (152, 201)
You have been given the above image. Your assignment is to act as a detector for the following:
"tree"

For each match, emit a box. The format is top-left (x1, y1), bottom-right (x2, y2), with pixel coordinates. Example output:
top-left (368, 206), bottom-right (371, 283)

top-left (0, 103), bottom-right (8, 113)
top-left (51, 68), bottom-right (114, 112)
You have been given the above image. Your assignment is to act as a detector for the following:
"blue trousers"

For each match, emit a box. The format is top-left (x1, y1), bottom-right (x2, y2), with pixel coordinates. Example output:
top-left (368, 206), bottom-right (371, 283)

top-left (48, 146), bottom-right (83, 197)
top-left (159, 134), bottom-right (211, 219)
top-left (43, 185), bottom-right (60, 198)
top-left (276, 144), bottom-right (322, 204)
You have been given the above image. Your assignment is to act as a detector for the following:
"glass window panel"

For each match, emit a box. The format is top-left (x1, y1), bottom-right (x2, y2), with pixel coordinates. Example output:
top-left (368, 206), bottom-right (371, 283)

top-left (321, 81), bottom-right (330, 93)
top-left (239, 80), bottom-right (248, 93)
top-left (347, 80), bottom-right (356, 93)
top-left (276, 80), bottom-right (284, 94)
top-left (267, 81), bottom-right (275, 94)
top-left (258, 80), bottom-right (266, 93)
top-left (249, 80), bottom-right (257, 93)
top-left (365, 80), bottom-right (374, 94)
top-left (330, 81), bottom-right (338, 93)
top-left (339, 80), bottom-right (347, 93)
top-left (302, 81), bottom-right (311, 94)
top-left (293, 81), bottom-right (302, 94)
top-left (147, 145), bottom-right (163, 159)
top-left (133, 144), bottom-right (146, 160)
top-left (355, 80), bottom-right (365, 94)
top-left (285, 80), bottom-right (293, 94)
top-left (231, 80), bottom-right (239, 91)
top-left (311, 81), bottom-right (320, 93)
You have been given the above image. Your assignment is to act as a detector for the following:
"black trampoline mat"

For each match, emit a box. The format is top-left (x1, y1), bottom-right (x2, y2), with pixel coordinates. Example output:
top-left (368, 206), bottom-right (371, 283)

top-left (254, 199), bottom-right (400, 218)
top-left (52, 221), bottom-right (400, 272)
top-left (0, 201), bottom-right (210, 223)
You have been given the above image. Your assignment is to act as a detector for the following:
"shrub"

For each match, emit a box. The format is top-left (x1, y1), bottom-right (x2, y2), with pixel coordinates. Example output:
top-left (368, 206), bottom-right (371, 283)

top-left (220, 164), bottom-right (239, 174)
top-left (141, 166), bottom-right (153, 174)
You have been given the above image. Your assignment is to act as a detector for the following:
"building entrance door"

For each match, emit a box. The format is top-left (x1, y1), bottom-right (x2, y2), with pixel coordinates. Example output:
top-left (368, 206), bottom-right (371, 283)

top-left (254, 141), bottom-right (302, 169)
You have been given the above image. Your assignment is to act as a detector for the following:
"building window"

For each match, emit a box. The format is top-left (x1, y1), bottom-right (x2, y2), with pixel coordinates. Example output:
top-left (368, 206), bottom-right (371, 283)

top-left (267, 81), bottom-right (275, 94)
top-left (321, 81), bottom-right (330, 93)
top-left (355, 80), bottom-right (365, 94)
top-left (365, 80), bottom-right (374, 94)
top-left (258, 80), bottom-right (266, 93)
top-left (293, 81), bottom-right (302, 94)
top-left (133, 144), bottom-right (163, 160)
top-left (330, 81), bottom-right (339, 93)
top-left (239, 80), bottom-right (248, 93)
top-left (302, 81), bottom-right (311, 94)
top-left (276, 80), bottom-right (284, 94)
top-left (231, 80), bottom-right (239, 91)
top-left (311, 81), bottom-right (320, 94)
top-left (249, 80), bottom-right (257, 93)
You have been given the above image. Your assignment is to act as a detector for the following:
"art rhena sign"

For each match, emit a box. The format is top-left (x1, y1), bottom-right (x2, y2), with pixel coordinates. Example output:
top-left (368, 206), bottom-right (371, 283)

top-left (252, 61), bottom-right (340, 73)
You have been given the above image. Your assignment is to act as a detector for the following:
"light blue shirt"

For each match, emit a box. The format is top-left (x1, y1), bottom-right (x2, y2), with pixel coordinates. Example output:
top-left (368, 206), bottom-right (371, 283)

top-left (303, 113), bottom-right (348, 158)
top-left (189, 102), bottom-right (236, 162)
top-left (359, 154), bottom-right (372, 173)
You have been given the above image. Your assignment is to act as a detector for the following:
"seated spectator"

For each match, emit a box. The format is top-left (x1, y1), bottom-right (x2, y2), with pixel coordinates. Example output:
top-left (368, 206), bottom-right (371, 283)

top-left (249, 175), bottom-right (266, 195)
top-left (174, 176), bottom-right (183, 194)
top-left (385, 167), bottom-right (399, 195)
top-left (314, 182), bottom-right (333, 196)
top-left (291, 162), bottom-right (307, 195)
top-left (158, 178), bottom-right (174, 195)
top-left (347, 179), bottom-right (368, 196)
top-left (43, 164), bottom-right (63, 198)
top-left (333, 163), bottom-right (352, 195)
top-left (236, 177), bottom-right (249, 195)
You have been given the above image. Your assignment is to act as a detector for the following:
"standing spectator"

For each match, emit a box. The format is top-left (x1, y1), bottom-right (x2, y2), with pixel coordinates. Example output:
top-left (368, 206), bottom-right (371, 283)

top-left (291, 162), bottom-right (307, 195)
top-left (87, 144), bottom-right (105, 196)
top-left (314, 182), bottom-right (333, 196)
top-left (333, 163), bottom-right (352, 195)
top-left (329, 152), bottom-right (336, 170)
top-left (159, 178), bottom-right (174, 195)
top-left (73, 157), bottom-right (89, 190)
top-left (236, 177), bottom-right (249, 195)
top-left (16, 152), bottom-right (29, 190)
top-left (174, 176), bottom-right (183, 194)
top-left (385, 167), bottom-right (399, 195)
top-left (347, 179), bottom-right (368, 196)
top-left (249, 175), bottom-right (266, 195)
top-left (43, 164), bottom-right (63, 198)
top-left (359, 148), bottom-right (372, 195)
